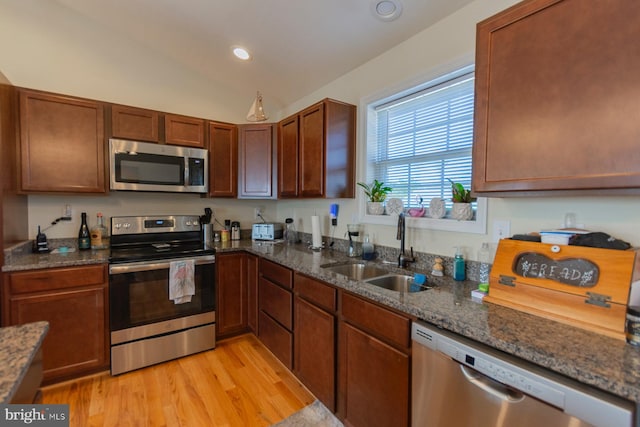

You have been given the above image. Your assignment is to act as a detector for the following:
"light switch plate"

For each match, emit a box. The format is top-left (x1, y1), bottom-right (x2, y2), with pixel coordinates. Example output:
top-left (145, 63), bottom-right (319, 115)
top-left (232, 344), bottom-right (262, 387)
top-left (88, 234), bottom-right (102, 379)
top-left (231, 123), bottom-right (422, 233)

top-left (492, 220), bottom-right (511, 243)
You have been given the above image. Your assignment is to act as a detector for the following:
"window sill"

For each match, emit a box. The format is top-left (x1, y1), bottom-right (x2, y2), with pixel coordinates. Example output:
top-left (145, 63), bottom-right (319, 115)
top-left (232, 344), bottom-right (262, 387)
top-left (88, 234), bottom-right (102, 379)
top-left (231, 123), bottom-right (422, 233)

top-left (360, 198), bottom-right (487, 234)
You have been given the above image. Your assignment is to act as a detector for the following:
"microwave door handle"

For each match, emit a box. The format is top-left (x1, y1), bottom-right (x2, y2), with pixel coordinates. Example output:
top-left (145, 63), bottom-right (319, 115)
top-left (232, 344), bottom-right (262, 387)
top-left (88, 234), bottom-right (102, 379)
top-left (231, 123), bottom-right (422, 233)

top-left (109, 256), bottom-right (216, 275)
top-left (184, 157), bottom-right (190, 186)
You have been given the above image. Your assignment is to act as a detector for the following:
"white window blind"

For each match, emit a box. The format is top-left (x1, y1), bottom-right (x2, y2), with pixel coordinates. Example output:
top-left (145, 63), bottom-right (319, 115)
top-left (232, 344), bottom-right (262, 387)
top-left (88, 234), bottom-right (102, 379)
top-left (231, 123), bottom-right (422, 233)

top-left (372, 72), bottom-right (475, 213)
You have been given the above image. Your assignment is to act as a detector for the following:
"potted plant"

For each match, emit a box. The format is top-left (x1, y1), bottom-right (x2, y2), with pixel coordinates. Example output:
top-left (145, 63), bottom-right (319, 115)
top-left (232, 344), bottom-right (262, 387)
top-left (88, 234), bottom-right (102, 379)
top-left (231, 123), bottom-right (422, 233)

top-left (357, 179), bottom-right (392, 215)
top-left (447, 179), bottom-right (476, 220)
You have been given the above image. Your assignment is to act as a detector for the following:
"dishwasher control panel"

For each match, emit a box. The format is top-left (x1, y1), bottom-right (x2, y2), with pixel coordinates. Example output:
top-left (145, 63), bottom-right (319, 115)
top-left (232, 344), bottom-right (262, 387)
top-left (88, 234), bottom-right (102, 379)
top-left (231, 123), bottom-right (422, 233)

top-left (437, 340), bottom-right (565, 408)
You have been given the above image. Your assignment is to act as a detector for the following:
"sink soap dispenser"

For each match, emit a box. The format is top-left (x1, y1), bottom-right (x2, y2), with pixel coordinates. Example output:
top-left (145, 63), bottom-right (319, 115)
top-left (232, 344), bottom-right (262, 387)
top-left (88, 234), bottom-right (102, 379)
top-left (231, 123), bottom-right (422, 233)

top-left (362, 234), bottom-right (374, 260)
top-left (453, 247), bottom-right (465, 281)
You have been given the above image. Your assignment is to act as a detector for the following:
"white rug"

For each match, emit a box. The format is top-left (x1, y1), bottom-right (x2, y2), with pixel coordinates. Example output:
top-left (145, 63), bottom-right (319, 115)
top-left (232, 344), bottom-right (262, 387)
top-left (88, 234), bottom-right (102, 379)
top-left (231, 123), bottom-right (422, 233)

top-left (272, 400), bottom-right (343, 427)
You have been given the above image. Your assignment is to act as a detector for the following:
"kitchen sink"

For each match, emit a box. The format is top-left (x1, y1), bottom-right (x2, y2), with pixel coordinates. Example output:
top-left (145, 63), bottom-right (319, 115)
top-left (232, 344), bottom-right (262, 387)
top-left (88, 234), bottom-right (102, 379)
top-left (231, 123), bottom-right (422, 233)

top-left (320, 262), bottom-right (389, 281)
top-left (364, 274), bottom-right (431, 293)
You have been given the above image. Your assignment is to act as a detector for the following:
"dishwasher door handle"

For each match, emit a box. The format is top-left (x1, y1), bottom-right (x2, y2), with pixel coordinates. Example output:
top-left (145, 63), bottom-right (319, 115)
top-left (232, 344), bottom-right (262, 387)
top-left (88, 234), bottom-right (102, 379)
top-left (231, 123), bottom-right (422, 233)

top-left (460, 365), bottom-right (525, 403)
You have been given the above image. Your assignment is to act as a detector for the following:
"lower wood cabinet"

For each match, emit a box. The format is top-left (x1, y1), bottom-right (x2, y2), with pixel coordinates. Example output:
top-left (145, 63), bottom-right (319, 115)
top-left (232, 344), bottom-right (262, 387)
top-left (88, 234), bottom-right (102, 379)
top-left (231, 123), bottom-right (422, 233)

top-left (338, 292), bottom-right (411, 427)
top-left (216, 252), bottom-right (248, 338)
top-left (2, 264), bottom-right (109, 384)
top-left (257, 259), bottom-right (293, 368)
top-left (246, 253), bottom-right (259, 333)
top-left (294, 273), bottom-right (337, 412)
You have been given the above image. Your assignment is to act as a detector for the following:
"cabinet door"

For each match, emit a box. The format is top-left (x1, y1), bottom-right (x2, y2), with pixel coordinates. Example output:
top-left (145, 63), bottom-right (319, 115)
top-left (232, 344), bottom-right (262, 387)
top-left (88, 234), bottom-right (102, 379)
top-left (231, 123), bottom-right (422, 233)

top-left (111, 105), bottom-right (159, 142)
top-left (238, 123), bottom-right (275, 198)
top-left (294, 296), bottom-right (336, 412)
top-left (216, 252), bottom-right (247, 338)
top-left (473, 0), bottom-right (640, 194)
top-left (339, 322), bottom-right (409, 427)
top-left (8, 284), bottom-right (108, 384)
top-left (165, 113), bottom-right (205, 148)
top-left (19, 90), bottom-right (105, 193)
top-left (298, 102), bottom-right (325, 197)
top-left (277, 115), bottom-right (299, 198)
top-left (208, 121), bottom-right (238, 197)
top-left (247, 254), bottom-right (259, 333)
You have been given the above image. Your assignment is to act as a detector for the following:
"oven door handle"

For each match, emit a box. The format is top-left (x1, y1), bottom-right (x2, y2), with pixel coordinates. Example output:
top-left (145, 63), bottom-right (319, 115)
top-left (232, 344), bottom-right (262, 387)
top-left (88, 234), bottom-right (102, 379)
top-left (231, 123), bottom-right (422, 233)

top-left (109, 255), bottom-right (216, 274)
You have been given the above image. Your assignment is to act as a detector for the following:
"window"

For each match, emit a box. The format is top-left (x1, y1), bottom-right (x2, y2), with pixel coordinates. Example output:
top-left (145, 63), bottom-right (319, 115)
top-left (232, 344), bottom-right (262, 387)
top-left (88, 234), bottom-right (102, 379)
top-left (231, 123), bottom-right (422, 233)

top-left (363, 65), bottom-right (487, 233)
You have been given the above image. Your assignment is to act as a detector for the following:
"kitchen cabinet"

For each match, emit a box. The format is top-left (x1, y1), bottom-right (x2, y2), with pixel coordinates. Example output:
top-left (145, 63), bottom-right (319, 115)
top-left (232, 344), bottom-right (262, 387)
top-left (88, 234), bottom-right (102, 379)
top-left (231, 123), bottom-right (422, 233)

top-left (293, 273), bottom-right (337, 412)
top-left (257, 259), bottom-right (293, 368)
top-left (1, 265), bottom-right (109, 384)
top-left (216, 252), bottom-right (248, 339)
top-left (18, 89), bottom-right (106, 193)
top-left (247, 253), bottom-right (259, 333)
top-left (238, 123), bottom-right (276, 198)
top-left (208, 121), bottom-right (238, 197)
top-left (338, 292), bottom-right (411, 427)
top-left (473, 0), bottom-right (640, 195)
top-left (110, 104), bottom-right (159, 142)
top-left (278, 98), bottom-right (356, 198)
top-left (165, 113), bottom-right (205, 148)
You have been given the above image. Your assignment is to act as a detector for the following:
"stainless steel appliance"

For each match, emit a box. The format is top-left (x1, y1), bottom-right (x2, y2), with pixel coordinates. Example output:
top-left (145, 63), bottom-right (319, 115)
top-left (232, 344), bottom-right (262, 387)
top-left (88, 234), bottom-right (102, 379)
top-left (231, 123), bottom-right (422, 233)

top-left (109, 215), bottom-right (215, 375)
top-left (109, 138), bottom-right (208, 193)
top-left (412, 321), bottom-right (635, 427)
top-left (252, 223), bottom-right (283, 240)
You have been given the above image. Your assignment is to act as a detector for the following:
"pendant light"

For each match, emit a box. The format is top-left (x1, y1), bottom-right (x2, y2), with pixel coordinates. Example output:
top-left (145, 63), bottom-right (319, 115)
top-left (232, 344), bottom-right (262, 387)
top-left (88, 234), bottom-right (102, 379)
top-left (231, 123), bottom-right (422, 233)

top-left (246, 91), bottom-right (268, 122)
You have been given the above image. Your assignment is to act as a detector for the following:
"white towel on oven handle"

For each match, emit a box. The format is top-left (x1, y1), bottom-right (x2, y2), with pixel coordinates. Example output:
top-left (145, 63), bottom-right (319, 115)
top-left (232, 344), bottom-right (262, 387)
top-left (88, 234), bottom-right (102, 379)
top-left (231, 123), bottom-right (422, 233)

top-left (169, 259), bottom-right (195, 304)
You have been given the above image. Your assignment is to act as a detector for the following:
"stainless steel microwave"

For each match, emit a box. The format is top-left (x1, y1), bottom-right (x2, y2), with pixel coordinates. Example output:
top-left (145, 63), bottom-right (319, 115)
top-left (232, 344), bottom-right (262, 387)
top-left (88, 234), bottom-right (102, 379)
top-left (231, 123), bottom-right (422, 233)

top-left (109, 138), bottom-right (208, 193)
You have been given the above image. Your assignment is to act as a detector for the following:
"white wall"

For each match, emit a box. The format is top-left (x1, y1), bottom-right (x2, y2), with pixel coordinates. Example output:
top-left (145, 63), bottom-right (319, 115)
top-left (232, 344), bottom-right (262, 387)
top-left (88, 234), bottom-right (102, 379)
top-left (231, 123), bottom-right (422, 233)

top-left (3, 0), bottom-right (639, 261)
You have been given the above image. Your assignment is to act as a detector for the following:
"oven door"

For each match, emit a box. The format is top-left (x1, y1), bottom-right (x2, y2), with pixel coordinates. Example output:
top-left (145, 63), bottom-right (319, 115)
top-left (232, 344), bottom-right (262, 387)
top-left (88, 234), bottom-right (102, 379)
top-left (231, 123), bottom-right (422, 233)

top-left (109, 255), bottom-right (215, 335)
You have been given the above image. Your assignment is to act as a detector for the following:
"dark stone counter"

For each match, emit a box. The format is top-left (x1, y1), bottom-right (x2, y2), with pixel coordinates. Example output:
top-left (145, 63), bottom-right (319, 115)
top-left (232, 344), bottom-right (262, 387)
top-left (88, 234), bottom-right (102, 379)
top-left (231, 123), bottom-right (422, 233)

top-left (4, 239), bottom-right (640, 404)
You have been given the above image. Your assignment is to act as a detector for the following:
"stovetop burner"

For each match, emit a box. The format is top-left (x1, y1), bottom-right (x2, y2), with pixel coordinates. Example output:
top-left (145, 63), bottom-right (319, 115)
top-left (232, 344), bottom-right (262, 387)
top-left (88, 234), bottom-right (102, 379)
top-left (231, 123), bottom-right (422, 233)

top-left (109, 215), bottom-right (214, 263)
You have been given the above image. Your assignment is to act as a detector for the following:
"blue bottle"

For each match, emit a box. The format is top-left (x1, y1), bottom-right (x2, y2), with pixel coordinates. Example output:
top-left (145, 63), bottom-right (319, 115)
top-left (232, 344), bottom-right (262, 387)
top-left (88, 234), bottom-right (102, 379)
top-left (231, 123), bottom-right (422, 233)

top-left (453, 247), bottom-right (466, 281)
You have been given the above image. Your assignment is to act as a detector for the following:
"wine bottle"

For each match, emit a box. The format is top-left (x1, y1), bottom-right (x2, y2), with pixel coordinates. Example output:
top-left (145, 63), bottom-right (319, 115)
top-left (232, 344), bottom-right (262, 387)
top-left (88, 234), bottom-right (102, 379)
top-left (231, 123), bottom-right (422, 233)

top-left (78, 212), bottom-right (91, 250)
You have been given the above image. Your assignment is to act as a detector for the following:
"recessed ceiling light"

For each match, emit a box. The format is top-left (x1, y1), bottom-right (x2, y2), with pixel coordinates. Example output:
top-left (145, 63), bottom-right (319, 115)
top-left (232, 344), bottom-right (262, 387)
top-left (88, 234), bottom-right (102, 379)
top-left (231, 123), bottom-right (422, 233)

top-left (232, 46), bottom-right (251, 61)
top-left (372, 0), bottom-right (403, 22)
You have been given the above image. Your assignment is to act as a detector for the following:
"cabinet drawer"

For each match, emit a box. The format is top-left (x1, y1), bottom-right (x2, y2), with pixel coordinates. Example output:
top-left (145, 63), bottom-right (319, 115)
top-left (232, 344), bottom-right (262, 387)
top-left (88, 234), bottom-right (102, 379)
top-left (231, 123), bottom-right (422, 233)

top-left (260, 259), bottom-right (293, 289)
top-left (259, 277), bottom-right (292, 330)
top-left (258, 311), bottom-right (292, 368)
top-left (294, 273), bottom-right (336, 312)
top-left (341, 292), bottom-right (410, 350)
top-left (9, 265), bottom-right (107, 294)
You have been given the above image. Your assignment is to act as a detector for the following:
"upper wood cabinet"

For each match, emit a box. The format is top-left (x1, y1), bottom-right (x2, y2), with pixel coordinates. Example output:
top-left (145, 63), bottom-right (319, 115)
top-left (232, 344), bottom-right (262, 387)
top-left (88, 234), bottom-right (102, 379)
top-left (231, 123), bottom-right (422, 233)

top-left (111, 105), bottom-right (159, 142)
top-left (238, 123), bottom-right (276, 199)
top-left (19, 89), bottom-right (106, 193)
top-left (278, 99), bottom-right (356, 199)
top-left (208, 121), bottom-right (238, 197)
top-left (165, 113), bottom-right (205, 148)
top-left (278, 115), bottom-right (299, 197)
top-left (473, 0), bottom-right (640, 195)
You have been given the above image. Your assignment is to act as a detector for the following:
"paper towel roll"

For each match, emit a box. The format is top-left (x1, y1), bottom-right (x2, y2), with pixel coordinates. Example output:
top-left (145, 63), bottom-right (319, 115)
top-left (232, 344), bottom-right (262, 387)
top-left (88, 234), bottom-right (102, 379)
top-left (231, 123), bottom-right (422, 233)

top-left (311, 215), bottom-right (322, 249)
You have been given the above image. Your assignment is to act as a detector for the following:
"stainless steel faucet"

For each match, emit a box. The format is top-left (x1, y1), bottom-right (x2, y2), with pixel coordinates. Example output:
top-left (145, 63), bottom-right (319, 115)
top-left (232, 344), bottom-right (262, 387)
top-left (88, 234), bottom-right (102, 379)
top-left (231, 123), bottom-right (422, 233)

top-left (397, 212), bottom-right (415, 268)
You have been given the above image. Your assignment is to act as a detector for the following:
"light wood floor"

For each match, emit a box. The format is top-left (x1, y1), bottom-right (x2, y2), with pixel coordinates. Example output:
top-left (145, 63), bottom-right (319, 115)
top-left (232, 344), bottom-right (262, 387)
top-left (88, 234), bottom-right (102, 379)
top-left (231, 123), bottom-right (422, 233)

top-left (41, 334), bottom-right (315, 427)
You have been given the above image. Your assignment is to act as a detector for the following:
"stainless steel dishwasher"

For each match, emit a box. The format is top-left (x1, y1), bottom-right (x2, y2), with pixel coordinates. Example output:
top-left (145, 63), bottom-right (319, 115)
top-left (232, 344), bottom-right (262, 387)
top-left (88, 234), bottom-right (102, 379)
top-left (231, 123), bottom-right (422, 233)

top-left (412, 321), bottom-right (636, 427)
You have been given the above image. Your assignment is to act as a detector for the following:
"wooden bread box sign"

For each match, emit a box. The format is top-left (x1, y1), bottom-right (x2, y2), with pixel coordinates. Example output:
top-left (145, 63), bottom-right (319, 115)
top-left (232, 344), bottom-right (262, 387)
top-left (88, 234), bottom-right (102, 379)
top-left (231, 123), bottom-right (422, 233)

top-left (486, 239), bottom-right (640, 340)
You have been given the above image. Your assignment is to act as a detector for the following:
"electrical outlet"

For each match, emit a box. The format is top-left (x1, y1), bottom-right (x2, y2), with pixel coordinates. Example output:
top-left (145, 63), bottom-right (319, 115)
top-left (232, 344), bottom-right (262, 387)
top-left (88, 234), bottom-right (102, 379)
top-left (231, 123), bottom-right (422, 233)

top-left (492, 220), bottom-right (511, 243)
top-left (63, 204), bottom-right (72, 218)
top-left (254, 207), bottom-right (263, 220)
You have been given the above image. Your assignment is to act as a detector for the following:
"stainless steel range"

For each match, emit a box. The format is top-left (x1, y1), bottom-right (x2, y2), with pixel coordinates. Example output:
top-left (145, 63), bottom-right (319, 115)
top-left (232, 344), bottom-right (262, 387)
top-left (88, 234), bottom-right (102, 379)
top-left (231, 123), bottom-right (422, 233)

top-left (109, 215), bottom-right (215, 375)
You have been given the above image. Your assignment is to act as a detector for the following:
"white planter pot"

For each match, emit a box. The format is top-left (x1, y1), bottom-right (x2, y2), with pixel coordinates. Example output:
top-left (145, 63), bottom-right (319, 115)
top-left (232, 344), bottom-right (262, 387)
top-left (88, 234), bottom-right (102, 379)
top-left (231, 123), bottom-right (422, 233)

top-left (366, 201), bottom-right (385, 215)
top-left (451, 202), bottom-right (473, 221)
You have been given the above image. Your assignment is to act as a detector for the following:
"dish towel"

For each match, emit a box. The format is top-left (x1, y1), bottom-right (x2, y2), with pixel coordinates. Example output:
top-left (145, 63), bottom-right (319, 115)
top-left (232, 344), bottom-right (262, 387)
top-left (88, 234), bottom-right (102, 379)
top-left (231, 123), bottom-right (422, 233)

top-left (169, 259), bottom-right (195, 304)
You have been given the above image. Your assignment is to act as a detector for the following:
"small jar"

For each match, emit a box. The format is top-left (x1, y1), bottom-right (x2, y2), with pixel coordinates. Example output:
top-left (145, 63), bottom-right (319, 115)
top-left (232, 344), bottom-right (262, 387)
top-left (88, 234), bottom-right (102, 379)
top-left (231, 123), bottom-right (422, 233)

top-left (221, 229), bottom-right (230, 243)
top-left (626, 306), bottom-right (640, 346)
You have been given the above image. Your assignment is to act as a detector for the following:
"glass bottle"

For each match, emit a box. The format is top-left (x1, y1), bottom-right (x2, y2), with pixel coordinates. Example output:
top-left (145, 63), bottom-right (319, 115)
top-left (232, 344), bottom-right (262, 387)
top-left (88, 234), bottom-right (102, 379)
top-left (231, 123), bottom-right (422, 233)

top-left (478, 242), bottom-right (491, 286)
top-left (362, 234), bottom-right (374, 260)
top-left (90, 212), bottom-right (109, 250)
top-left (284, 218), bottom-right (297, 244)
top-left (453, 247), bottom-right (465, 281)
top-left (78, 212), bottom-right (91, 250)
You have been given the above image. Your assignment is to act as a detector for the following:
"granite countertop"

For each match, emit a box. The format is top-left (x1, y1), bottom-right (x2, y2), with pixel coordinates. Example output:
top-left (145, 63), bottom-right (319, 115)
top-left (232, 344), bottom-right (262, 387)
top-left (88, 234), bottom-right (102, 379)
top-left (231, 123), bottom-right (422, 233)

top-left (0, 321), bottom-right (49, 403)
top-left (4, 239), bottom-right (640, 404)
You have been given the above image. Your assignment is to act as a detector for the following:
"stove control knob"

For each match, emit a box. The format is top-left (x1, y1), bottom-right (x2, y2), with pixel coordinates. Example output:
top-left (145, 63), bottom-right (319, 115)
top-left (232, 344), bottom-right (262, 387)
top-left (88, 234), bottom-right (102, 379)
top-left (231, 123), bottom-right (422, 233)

top-left (186, 220), bottom-right (193, 226)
